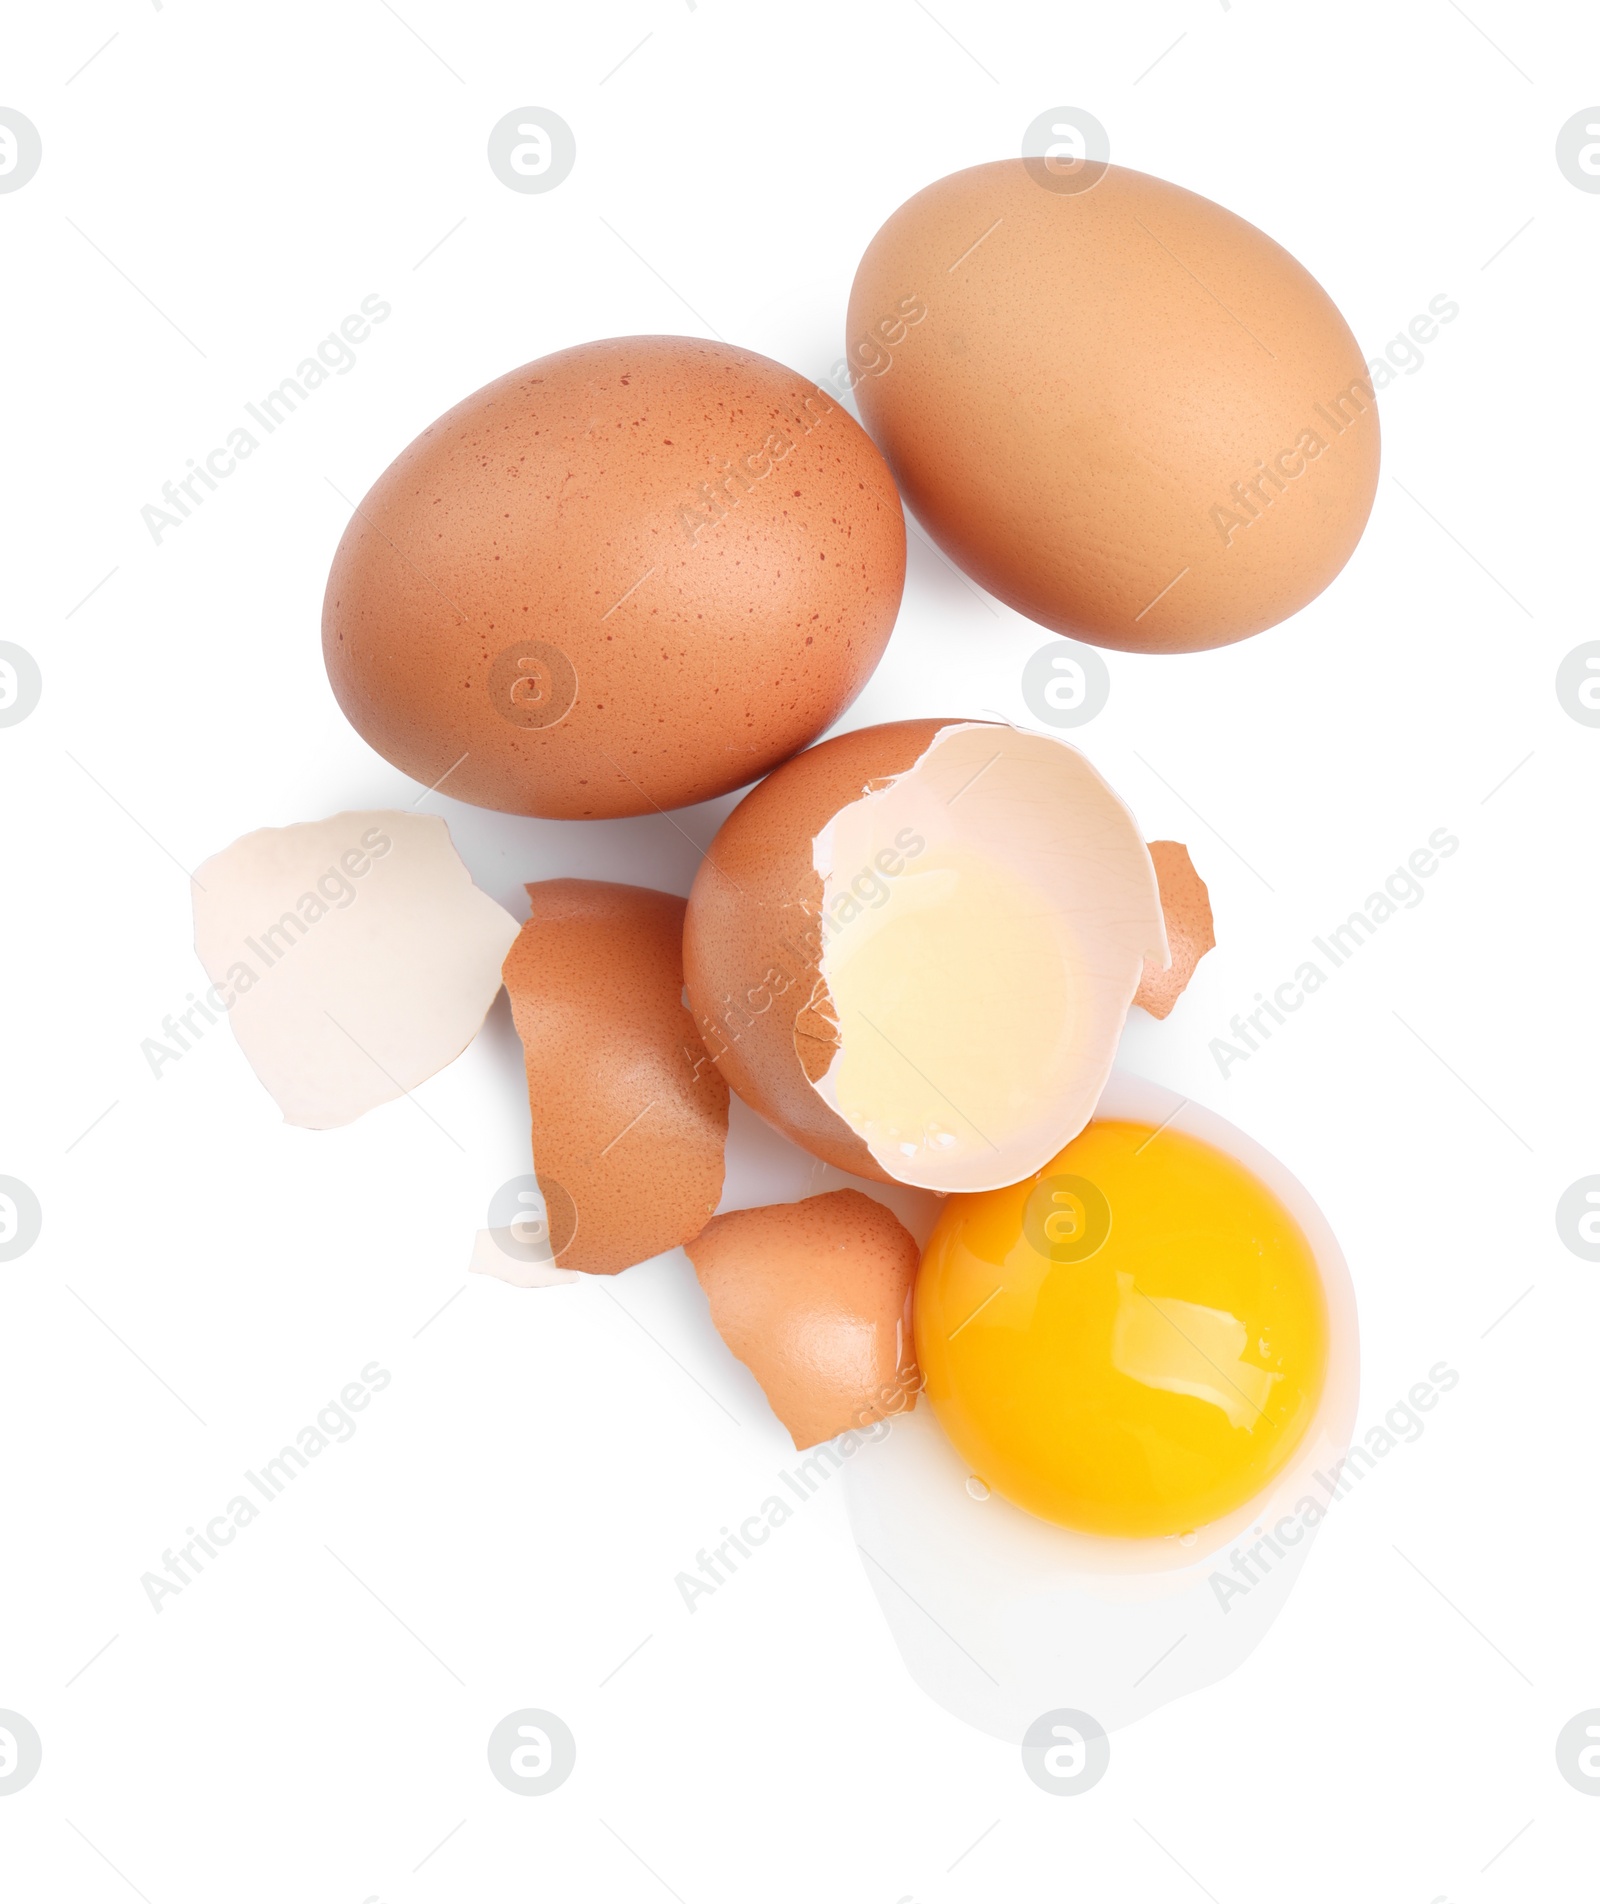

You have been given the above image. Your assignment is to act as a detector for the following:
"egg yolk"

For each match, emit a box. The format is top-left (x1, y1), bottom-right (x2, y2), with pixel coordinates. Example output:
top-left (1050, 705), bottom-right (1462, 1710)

top-left (825, 845), bottom-right (1078, 1167)
top-left (915, 1120), bottom-right (1328, 1539)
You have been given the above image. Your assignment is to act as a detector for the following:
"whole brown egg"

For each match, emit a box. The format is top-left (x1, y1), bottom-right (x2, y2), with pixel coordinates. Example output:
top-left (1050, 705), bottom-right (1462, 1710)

top-left (846, 161), bottom-right (1379, 653)
top-left (322, 336), bottom-right (906, 817)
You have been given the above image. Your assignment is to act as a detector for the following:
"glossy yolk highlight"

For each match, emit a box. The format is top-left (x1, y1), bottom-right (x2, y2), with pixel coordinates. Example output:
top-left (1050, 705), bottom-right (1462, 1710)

top-left (914, 1120), bottom-right (1328, 1539)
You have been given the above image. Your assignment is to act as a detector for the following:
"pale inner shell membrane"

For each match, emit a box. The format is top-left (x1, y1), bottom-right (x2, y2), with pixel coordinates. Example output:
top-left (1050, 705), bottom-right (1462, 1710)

top-left (810, 724), bottom-right (1167, 1193)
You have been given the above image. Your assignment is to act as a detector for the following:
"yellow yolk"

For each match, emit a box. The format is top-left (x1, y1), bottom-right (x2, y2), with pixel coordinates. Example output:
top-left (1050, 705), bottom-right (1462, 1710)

top-left (824, 846), bottom-right (1077, 1166)
top-left (915, 1119), bottom-right (1328, 1538)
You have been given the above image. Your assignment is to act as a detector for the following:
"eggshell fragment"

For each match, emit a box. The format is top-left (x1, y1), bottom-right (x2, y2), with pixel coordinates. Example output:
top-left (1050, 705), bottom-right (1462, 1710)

top-left (683, 720), bottom-right (1167, 1193)
top-left (502, 880), bottom-right (728, 1276)
top-left (322, 336), bottom-right (906, 819)
top-left (1134, 841), bottom-right (1216, 1019)
top-left (466, 1228), bottom-right (581, 1290)
top-left (686, 1190), bottom-right (921, 1450)
top-left (190, 811), bottom-right (519, 1129)
top-left (848, 161), bottom-right (1380, 652)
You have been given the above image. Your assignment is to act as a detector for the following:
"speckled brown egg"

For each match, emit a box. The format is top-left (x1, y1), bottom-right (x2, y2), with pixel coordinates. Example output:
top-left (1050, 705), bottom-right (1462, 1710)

top-left (846, 162), bottom-right (1379, 653)
top-left (322, 336), bottom-right (906, 818)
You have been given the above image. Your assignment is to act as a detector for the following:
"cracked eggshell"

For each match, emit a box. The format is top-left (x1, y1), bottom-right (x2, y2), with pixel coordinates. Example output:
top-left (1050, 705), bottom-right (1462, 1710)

top-left (686, 1189), bottom-right (921, 1450)
top-left (502, 879), bottom-right (728, 1276)
top-left (848, 161), bottom-right (1380, 653)
top-left (1135, 842), bottom-right (1216, 1020)
top-left (686, 720), bottom-right (938, 1183)
top-left (322, 336), bottom-right (906, 820)
top-left (683, 719), bottom-right (1167, 1193)
top-left (190, 811), bottom-right (519, 1129)
top-left (465, 1228), bottom-right (582, 1290)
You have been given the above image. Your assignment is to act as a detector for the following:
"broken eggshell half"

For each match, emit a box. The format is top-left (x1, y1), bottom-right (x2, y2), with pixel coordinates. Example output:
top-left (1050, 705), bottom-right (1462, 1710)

top-left (686, 1189), bottom-right (921, 1450)
top-left (500, 879), bottom-right (729, 1278)
top-left (683, 719), bottom-right (1177, 1194)
top-left (189, 810), bottom-right (519, 1129)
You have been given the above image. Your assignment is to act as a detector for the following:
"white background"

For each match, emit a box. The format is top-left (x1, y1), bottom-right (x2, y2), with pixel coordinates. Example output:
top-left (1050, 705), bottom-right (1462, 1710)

top-left (3, 2), bottom-right (1596, 1899)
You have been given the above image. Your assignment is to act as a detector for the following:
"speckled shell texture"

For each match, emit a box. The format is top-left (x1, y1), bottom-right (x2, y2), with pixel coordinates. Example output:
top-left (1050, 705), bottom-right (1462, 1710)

top-left (323, 336), bottom-right (907, 818)
top-left (847, 161), bottom-right (1379, 653)
top-left (687, 1189), bottom-right (921, 1450)
top-left (1135, 841), bottom-right (1216, 1020)
top-left (683, 720), bottom-right (948, 1182)
top-left (503, 879), bottom-right (728, 1275)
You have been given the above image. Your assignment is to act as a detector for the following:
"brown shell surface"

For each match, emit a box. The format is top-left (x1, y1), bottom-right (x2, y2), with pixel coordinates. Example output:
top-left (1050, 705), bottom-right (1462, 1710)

top-left (682, 719), bottom-right (949, 1181)
top-left (686, 1189), bottom-right (921, 1450)
top-left (1135, 841), bottom-right (1216, 1019)
top-left (503, 879), bottom-right (728, 1275)
top-left (847, 161), bottom-right (1379, 653)
top-left (322, 336), bottom-right (906, 818)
